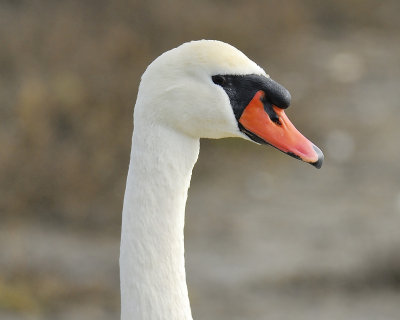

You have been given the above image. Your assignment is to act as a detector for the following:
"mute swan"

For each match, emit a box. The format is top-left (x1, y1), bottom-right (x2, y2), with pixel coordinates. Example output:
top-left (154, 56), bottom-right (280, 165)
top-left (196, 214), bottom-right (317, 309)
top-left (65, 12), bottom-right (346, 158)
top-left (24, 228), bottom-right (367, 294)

top-left (121, 40), bottom-right (323, 320)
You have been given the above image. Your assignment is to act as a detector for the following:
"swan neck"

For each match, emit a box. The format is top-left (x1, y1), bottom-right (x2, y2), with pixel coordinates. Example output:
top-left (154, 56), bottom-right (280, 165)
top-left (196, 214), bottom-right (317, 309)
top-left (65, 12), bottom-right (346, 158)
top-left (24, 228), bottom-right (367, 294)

top-left (120, 123), bottom-right (199, 320)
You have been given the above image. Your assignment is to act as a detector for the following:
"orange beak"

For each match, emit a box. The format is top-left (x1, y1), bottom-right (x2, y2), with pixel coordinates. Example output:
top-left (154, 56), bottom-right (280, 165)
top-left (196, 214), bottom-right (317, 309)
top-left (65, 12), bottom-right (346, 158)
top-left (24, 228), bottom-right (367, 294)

top-left (239, 91), bottom-right (323, 168)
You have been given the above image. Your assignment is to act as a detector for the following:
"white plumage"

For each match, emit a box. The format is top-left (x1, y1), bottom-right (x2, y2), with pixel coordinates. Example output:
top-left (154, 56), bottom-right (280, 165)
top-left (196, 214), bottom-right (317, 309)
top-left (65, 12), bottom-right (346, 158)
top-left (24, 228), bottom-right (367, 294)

top-left (120, 40), bottom-right (322, 320)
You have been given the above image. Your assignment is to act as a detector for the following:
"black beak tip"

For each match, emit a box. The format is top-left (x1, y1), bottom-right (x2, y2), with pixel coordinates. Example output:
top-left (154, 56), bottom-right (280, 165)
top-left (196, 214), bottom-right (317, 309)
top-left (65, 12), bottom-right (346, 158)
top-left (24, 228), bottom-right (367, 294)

top-left (311, 145), bottom-right (324, 169)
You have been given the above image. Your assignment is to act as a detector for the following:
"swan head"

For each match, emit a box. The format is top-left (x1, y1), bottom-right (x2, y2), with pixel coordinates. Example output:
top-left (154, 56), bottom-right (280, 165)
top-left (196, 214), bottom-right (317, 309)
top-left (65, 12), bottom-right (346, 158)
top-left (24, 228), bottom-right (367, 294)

top-left (135, 40), bottom-right (323, 168)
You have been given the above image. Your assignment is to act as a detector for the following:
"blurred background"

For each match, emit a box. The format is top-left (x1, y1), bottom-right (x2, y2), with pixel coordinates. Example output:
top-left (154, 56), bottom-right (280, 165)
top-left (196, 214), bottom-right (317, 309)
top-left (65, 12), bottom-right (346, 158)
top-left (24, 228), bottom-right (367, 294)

top-left (1, 0), bottom-right (400, 319)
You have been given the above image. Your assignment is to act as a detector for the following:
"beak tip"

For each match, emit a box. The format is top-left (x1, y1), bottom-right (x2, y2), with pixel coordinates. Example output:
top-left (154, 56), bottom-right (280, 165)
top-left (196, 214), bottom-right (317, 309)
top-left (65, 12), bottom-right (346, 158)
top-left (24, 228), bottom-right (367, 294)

top-left (311, 145), bottom-right (324, 169)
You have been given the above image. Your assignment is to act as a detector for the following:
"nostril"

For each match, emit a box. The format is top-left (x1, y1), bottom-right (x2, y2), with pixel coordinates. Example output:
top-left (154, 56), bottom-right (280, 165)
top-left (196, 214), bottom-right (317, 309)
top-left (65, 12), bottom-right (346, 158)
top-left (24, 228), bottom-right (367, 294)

top-left (261, 97), bottom-right (282, 125)
top-left (271, 115), bottom-right (282, 125)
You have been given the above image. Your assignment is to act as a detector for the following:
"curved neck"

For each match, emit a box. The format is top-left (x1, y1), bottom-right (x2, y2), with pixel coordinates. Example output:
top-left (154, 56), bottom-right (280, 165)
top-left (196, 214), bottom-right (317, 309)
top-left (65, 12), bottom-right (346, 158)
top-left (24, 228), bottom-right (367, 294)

top-left (120, 121), bottom-right (200, 320)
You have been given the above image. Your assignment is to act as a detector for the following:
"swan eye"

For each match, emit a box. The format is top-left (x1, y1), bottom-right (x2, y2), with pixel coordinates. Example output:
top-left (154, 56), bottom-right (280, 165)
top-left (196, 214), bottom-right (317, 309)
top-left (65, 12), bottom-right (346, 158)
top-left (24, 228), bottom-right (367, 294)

top-left (212, 75), bottom-right (226, 86)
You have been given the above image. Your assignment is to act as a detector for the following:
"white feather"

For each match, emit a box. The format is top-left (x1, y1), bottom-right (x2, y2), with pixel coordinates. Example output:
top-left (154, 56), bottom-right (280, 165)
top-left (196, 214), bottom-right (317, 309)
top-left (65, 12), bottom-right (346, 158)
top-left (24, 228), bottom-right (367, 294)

top-left (121, 40), bottom-right (267, 320)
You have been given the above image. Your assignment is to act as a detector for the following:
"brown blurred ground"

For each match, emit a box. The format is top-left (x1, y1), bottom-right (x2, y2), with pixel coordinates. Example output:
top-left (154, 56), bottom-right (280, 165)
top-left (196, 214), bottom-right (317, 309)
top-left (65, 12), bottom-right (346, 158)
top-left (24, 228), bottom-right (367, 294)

top-left (1, 1), bottom-right (400, 319)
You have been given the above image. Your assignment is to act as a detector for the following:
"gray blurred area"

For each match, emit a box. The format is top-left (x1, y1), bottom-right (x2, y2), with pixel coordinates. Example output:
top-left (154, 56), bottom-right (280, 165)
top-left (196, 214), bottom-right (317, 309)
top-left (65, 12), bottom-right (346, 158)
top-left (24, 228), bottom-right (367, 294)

top-left (1, 0), bottom-right (400, 319)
